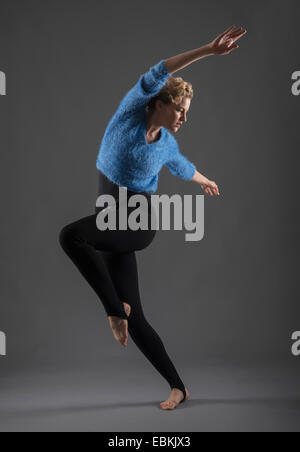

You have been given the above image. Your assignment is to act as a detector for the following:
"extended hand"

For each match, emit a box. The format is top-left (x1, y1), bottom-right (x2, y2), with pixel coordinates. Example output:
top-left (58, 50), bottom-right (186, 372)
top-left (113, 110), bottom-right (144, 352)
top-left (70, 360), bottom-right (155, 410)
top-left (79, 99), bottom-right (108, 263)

top-left (201, 180), bottom-right (220, 197)
top-left (208, 25), bottom-right (247, 55)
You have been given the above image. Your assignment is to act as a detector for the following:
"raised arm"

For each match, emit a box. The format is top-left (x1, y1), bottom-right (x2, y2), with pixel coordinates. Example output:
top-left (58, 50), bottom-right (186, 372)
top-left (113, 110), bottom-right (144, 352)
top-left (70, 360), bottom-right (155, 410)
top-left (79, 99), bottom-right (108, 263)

top-left (164, 25), bottom-right (247, 197)
top-left (164, 25), bottom-right (247, 74)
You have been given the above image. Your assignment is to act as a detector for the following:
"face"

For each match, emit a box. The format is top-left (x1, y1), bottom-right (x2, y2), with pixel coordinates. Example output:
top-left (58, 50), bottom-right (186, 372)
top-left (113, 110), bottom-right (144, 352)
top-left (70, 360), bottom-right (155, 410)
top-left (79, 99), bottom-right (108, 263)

top-left (157, 97), bottom-right (191, 132)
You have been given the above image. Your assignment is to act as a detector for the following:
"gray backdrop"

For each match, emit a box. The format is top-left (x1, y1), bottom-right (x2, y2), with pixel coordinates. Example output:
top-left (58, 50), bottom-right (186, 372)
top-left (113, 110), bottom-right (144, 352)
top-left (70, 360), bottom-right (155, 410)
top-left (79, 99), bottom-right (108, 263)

top-left (0, 0), bottom-right (299, 432)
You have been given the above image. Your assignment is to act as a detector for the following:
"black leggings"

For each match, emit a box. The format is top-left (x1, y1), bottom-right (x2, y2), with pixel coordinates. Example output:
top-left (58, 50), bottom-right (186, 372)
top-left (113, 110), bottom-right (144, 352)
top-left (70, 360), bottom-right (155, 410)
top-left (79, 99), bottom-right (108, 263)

top-left (59, 172), bottom-right (186, 402)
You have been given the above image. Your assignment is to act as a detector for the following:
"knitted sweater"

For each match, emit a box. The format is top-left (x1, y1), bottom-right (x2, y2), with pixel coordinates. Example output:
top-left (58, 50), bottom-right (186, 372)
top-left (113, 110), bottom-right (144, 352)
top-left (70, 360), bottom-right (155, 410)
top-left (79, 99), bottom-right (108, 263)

top-left (96, 59), bottom-right (197, 194)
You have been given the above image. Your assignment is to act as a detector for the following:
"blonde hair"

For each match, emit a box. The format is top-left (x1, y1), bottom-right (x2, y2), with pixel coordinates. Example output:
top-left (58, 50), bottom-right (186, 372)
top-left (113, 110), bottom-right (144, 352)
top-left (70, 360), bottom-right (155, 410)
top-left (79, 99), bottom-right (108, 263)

top-left (147, 76), bottom-right (194, 111)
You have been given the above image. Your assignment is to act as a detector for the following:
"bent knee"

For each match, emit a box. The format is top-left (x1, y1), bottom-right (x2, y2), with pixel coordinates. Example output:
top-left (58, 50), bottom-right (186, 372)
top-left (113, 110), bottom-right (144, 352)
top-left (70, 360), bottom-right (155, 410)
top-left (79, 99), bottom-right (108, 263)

top-left (59, 223), bottom-right (81, 249)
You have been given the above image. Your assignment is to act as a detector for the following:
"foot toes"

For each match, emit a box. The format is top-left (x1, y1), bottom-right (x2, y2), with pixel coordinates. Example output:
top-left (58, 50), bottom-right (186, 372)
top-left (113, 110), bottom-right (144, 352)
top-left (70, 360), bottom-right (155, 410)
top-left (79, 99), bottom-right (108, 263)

top-left (160, 400), bottom-right (177, 410)
top-left (160, 402), bottom-right (168, 409)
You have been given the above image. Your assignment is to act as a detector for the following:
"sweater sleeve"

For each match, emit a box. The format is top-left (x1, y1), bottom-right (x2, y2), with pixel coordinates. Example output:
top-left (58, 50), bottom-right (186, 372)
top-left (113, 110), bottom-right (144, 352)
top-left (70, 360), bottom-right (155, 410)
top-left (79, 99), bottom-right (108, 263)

top-left (116, 60), bottom-right (171, 116)
top-left (165, 142), bottom-right (197, 181)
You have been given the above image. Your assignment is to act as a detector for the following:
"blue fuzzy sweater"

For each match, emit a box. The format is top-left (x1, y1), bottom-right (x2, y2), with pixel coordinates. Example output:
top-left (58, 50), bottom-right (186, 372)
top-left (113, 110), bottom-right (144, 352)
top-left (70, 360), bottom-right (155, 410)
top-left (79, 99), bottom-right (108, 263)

top-left (96, 59), bottom-right (197, 194)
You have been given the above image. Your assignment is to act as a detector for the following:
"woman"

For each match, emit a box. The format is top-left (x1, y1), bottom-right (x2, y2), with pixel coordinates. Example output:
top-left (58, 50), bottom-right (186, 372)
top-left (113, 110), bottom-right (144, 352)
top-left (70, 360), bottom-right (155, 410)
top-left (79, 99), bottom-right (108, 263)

top-left (59, 25), bottom-right (247, 411)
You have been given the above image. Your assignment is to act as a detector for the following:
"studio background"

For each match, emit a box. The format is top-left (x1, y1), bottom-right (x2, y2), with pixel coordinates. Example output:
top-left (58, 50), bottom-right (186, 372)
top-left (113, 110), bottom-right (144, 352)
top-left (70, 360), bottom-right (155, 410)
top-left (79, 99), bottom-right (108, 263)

top-left (0, 0), bottom-right (299, 432)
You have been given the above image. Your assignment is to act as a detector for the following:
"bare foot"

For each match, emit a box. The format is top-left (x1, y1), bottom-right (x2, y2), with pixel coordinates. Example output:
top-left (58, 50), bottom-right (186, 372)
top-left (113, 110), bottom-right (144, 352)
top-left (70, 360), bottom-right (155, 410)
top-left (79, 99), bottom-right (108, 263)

top-left (108, 302), bottom-right (131, 347)
top-left (160, 387), bottom-right (190, 410)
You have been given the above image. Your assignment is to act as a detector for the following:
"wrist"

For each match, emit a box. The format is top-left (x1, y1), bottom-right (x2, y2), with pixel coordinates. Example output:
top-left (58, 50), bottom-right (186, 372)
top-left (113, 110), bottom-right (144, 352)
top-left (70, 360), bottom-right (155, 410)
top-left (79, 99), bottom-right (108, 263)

top-left (202, 177), bottom-right (210, 186)
top-left (203, 43), bottom-right (215, 56)
top-left (194, 171), bottom-right (210, 185)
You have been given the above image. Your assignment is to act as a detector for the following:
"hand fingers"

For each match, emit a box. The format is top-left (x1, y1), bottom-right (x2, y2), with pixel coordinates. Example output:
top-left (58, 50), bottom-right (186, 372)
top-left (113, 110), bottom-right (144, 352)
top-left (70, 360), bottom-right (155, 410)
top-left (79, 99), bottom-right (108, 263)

top-left (225, 38), bottom-right (234, 47)
top-left (224, 28), bottom-right (246, 46)
top-left (219, 25), bottom-right (236, 39)
top-left (227, 44), bottom-right (239, 52)
top-left (221, 43), bottom-right (239, 54)
top-left (211, 185), bottom-right (220, 196)
top-left (228, 26), bottom-right (244, 37)
top-left (222, 26), bottom-right (243, 41)
top-left (228, 26), bottom-right (242, 34)
top-left (229, 29), bottom-right (247, 41)
top-left (202, 184), bottom-right (220, 196)
top-left (208, 182), bottom-right (220, 196)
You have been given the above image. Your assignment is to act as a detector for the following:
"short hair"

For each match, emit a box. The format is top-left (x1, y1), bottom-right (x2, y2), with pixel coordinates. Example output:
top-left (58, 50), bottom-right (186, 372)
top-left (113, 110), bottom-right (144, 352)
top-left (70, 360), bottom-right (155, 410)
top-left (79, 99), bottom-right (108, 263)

top-left (147, 76), bottom-right (194, 111)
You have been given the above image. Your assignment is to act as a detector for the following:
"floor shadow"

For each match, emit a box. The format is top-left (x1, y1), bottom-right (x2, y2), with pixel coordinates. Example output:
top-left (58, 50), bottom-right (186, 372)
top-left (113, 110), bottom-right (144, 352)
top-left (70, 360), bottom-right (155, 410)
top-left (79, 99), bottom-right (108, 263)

top-left (1, 396), bottom-right (300, 419)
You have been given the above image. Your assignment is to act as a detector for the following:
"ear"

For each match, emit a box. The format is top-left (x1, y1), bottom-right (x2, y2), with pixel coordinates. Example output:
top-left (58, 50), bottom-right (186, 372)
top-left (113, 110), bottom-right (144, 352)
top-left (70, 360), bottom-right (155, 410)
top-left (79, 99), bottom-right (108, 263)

top-left (156, 99), bottom-right (163, 110)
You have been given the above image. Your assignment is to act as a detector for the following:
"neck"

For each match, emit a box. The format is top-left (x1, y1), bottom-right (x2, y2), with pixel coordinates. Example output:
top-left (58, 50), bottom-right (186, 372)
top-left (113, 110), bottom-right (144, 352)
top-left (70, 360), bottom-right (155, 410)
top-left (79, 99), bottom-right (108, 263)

top-left (146, 110), bottom-right (162, 137)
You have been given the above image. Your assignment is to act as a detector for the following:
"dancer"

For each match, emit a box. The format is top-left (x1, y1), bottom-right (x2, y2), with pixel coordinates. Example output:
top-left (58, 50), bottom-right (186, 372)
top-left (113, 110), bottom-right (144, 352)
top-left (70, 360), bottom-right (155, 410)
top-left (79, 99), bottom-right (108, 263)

top-left (59, 25), bottom-right (247, 410)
